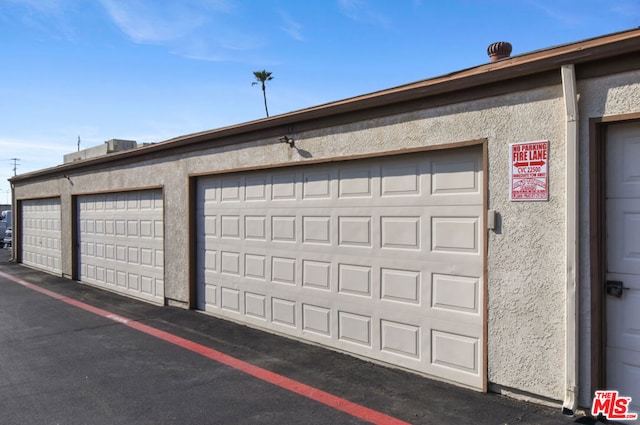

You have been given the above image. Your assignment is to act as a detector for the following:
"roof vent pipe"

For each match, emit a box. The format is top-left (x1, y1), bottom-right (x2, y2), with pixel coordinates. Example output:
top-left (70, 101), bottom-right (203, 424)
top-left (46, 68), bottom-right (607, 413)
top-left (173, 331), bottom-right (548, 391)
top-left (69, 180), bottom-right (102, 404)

top-left (487, 41), bottom-right (512, 62)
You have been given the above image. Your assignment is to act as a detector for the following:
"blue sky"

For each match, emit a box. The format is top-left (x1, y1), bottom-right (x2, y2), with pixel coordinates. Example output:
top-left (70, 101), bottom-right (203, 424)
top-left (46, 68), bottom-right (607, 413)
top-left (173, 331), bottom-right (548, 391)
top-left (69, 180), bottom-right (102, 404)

top-left (1, 0), bottom-right (638, 202)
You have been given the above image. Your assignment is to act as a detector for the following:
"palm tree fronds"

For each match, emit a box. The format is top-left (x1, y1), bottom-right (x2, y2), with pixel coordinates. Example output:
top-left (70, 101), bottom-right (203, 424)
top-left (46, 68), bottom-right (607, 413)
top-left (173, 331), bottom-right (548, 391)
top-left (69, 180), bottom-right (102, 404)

top-left (252, 70), bottom-right (273, 117)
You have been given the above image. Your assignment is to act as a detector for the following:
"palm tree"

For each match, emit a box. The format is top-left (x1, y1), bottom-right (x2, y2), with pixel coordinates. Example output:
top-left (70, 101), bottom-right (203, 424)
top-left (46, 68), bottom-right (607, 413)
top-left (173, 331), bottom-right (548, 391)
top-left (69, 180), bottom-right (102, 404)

top-left (252, 70), bottom-right (273, 117)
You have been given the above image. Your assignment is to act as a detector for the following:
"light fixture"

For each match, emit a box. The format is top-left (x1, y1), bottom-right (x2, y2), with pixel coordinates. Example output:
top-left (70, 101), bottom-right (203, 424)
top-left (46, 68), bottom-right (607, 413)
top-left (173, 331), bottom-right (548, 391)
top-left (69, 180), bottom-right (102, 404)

top-left (279, 136), bottom-right (295, 147)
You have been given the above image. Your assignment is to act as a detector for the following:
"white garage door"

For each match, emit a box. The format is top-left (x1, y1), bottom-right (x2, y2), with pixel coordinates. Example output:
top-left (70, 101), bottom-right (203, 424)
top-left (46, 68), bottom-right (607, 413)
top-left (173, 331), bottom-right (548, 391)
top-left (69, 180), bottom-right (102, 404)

top-left (21, 198), bottom-right (62, 275)
top-left (78, 190), bottom-right (164, 304)
top-left (606, 122), bottom-right (640, 415)
top-left (196, 147), bottom-right (485, 388)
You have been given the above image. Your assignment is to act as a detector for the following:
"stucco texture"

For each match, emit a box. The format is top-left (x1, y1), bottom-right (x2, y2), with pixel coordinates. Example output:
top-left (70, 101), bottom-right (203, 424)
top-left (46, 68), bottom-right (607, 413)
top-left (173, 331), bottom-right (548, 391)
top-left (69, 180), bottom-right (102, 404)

top-left (183, 84), bottom-right (568, 401)
top-left (14, 83), bottom-right (569, 401)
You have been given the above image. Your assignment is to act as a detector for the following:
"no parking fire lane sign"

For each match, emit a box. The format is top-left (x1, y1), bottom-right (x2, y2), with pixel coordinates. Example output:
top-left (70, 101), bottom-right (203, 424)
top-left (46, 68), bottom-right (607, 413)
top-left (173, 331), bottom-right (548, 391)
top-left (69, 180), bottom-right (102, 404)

top-left (510, 140), bottom-right (549, 201)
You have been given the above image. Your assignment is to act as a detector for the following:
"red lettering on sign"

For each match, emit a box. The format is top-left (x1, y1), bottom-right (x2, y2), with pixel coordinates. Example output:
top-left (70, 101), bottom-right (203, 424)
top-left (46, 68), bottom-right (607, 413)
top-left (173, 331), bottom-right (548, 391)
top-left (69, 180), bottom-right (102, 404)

top-left (510, 141), bottom-right (549, 201)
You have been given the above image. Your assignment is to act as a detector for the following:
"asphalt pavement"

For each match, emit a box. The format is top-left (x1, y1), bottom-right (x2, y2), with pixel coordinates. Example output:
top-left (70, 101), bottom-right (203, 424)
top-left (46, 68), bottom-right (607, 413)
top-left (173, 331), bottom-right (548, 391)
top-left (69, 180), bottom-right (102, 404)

top-left (0, 249), bottom-right (599, 424)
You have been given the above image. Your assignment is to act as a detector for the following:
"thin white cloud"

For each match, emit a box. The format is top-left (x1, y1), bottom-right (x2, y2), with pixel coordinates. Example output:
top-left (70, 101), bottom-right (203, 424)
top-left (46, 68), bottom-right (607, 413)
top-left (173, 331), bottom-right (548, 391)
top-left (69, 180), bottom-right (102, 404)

top-left (0, 137), bottom-right (72, 178)
top-left (5, 0), bottom-right (284, 62)
top-left (524, 0), bottom-right (583, 26)
top-left (4, 0), bottom-right (64, 13)
top-left (611, 1), bottom-right (640, 18)
top-left (98, 0), bottom-right (209, 43)
top-left (337, 0), bottom-right (363, 17)
top-left (3, 0), bottom-right (78, 41)
top-left (337, 0), bottom-right (391, 28)
top-left (98, 0), bottom-right (269, 61)
top-left (217, 34), bottom-right (266, 51)
top-left (174, 31), bottom-right (267, 62)
top-left (279, 11), bottom-right (305, 41)
top-left (0, 139), bottom-right (82, 155)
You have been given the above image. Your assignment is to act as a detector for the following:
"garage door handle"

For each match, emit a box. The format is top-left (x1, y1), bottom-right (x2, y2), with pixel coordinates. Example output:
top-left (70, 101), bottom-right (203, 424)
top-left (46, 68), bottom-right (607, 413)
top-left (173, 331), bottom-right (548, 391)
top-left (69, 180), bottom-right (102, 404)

top-left (605, 281), bottom-right (629, 298)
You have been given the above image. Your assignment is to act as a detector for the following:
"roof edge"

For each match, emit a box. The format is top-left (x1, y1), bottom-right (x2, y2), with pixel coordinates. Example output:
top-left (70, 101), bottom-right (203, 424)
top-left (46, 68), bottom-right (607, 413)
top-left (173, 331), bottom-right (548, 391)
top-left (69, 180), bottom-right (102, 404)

top-left (11, 28), bottom-right (640, 182)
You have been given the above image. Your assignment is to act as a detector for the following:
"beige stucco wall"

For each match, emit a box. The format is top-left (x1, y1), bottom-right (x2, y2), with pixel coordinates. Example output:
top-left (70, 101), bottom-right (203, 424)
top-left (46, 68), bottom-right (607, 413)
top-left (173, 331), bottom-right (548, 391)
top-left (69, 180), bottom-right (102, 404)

top-left (483, 92), bottom-right (566, 402)
top-left (183, 85), bottom-right (568, 400)
top-left (14, 80), bottom-right (574, 401)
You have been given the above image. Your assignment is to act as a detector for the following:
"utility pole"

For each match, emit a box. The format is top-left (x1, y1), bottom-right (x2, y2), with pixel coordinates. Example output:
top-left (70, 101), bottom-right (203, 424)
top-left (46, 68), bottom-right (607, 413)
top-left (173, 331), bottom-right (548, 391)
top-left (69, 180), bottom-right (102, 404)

top-left (77, 135), bottom-right (81, 152)
top-left (10, 158), bottom-right (20, 176)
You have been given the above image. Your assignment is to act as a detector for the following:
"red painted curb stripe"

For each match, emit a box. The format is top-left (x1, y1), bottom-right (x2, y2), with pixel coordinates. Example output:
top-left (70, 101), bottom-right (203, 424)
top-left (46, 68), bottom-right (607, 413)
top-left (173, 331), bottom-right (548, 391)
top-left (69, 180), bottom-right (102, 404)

top-left (0, 271), bottom-right (411, 425)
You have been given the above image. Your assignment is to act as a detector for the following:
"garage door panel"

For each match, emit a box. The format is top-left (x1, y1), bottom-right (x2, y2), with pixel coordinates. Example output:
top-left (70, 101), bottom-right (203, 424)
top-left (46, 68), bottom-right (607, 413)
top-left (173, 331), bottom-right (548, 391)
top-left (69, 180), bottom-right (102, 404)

top-left (206, 243), bottom-right (482, 301)
top-left (200, 153), bottom-right (481, 207)
top-left (429, 329), bottom-right (480, 372)
top-left (206, 205), bottom-right (481, 250)
top-left (380, 319), bottom-right (421, 358)
top-left (431, 273), bottom-right (480, 315)
top-left (197, 148), bottom-right (484, 389)
top-left (78, 190), bottom-right (164, 305)
top-left (21, 198), bottom-right (62, 275)
top-left (431, 157), bottom-right (481, 194)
